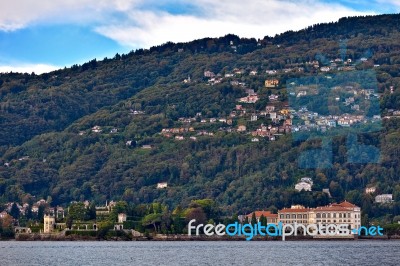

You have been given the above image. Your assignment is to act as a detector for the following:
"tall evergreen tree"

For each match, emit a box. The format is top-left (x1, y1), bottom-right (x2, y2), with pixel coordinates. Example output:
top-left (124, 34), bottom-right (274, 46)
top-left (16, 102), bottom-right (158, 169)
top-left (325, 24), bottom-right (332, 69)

top-left (10, 203), bottom-right (20, 220)
top-left (251, 212), bottom-right (257, 225)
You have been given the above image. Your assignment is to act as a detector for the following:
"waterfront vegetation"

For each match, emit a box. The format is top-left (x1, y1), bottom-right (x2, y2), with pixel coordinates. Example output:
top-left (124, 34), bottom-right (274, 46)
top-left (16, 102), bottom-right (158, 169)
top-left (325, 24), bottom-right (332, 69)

top-left (1, 14), bottom-right (400, 231)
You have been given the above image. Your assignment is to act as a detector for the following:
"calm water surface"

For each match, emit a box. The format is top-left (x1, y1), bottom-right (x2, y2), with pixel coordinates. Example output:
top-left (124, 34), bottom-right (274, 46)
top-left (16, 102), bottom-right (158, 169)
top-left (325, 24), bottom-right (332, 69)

top-left (1, 241), bottom-right (399, 266)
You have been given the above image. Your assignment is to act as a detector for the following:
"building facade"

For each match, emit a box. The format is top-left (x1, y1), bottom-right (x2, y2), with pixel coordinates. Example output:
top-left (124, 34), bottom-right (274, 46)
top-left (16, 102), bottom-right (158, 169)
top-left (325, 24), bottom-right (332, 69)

top-left (375, 194), bottom-right (393, 203)
top-left (278, 205), bottom-right (310, 225)
top-left (245, 211), bottom-right (278, 224)
top-left (277, 201), bottom-right (361, 232)
top-left (43, 214), bottom-right (55, 233)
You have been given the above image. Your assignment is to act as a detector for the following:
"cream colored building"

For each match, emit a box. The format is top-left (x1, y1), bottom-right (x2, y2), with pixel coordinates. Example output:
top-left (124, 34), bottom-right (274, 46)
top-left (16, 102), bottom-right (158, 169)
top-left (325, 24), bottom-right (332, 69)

top-left (278, 201), bottom-right (361, 231)
top-left (278, 205), bottom-right (310, 225)
top-left (308, 201), bottom-right (361, 231)
top-left (43, 214), bottom-right (55, 233)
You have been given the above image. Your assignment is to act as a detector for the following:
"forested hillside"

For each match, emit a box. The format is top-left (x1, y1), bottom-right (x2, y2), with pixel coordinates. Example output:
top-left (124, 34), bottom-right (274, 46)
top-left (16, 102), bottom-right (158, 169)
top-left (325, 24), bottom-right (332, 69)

top-left (1, 13), bottom-right (400, 222)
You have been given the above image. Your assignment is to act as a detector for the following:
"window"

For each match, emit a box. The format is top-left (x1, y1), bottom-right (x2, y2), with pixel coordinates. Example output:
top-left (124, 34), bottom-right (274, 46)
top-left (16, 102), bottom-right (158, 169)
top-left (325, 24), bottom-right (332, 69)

top-left (316, 213), bottom-right (321, 218)
top-left (280, 214), bottom-right (284, 219)
top-left (339, 213), bottom-right (342, 218)
top-left (303, 214), bottom-right (307, 219)
top-left (322, 213), bottom-right (326, 218)
top-left (327, 213), bottom-right (331, 218)
top-left (286, 214), bottom-right (290, 219)
top-left (333, 213), bottom-right (336, 218)
top-left (292, 214), bottom-right (296, 219)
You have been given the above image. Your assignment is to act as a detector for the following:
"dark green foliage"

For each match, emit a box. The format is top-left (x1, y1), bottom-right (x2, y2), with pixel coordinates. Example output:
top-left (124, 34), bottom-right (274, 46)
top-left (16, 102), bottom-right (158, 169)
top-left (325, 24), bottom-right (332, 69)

top-left (10, 202), bottom-right (20, 219)
top-left (1, 14), bottom-right (400, 223)
top-left (251, 213), bottom-right (257, 225)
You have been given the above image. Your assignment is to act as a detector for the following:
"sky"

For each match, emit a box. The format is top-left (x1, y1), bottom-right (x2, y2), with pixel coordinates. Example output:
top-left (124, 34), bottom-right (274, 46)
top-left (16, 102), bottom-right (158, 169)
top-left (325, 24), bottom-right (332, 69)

top-left (0, 0), bottom-right (399, 74)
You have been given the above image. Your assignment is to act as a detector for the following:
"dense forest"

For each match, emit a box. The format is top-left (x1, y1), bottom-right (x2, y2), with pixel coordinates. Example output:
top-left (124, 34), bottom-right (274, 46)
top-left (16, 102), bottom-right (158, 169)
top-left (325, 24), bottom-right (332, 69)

top-left (1, 13), bottom-right (400, 224)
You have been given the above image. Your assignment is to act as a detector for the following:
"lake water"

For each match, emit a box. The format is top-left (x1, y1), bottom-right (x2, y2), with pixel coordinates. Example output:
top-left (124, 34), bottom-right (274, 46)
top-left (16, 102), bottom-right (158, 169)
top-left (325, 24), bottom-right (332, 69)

top-left (1, 241), bottom-right (399, 265)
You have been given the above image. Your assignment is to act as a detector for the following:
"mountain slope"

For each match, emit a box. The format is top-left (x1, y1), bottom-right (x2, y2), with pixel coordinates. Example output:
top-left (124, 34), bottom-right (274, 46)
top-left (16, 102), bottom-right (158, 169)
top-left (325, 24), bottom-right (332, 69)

top-left (1, 14), bottom-right (400, 220)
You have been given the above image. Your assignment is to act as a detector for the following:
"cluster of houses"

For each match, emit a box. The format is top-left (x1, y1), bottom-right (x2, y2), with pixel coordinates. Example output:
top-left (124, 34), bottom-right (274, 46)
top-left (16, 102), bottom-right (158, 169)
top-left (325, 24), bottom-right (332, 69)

top-left (58, 55), bottom-right (395, 152)
top-left (291, 179), bottom-right (394, 205)
top-left (0, 199), bottom-right (65, 219)
top-left (365, 186), bottom-right (394, 203)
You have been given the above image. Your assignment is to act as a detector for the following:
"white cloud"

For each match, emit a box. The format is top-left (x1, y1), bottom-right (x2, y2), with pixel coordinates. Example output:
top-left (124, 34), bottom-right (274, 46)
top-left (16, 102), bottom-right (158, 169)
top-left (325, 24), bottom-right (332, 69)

top-left (0, 0), bottom-right (389, 71)
top-left (0, 63), bottom-right (60, 74)
top-left (95, 0), bottom-right (374, 48)
top-left (0, 0), bottom-right (143, 31)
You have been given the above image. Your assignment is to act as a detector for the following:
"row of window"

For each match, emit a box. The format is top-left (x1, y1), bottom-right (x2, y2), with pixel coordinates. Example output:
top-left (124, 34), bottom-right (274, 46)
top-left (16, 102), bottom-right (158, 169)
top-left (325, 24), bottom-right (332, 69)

top-left (279, 214), bottom-right (308, 219)
top-left (281, 220), bottom-right (308, 224)
top-left (316, 213), bottom-right (354, 219)
top-left (316, 219), bottom-right (352, 224)
top-left (279, 213), bottom-right (360, 220)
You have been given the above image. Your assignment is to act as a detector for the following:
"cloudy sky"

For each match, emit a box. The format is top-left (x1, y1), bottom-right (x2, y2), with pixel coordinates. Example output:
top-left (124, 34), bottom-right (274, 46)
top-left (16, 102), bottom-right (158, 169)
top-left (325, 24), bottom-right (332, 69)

top-left (0, 0), bottom-right (399, 74)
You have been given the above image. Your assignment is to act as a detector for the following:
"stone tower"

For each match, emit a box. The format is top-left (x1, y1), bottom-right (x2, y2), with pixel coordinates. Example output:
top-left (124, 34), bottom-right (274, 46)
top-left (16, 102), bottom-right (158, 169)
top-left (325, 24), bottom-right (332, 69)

top-left (43, 214), bottom-right (55, 233)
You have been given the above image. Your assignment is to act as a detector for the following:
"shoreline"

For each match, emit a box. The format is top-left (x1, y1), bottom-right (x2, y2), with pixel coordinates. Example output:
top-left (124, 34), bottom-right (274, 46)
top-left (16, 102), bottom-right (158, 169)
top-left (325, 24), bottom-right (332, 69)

top-left (3, 233), bottom-right (399, 241)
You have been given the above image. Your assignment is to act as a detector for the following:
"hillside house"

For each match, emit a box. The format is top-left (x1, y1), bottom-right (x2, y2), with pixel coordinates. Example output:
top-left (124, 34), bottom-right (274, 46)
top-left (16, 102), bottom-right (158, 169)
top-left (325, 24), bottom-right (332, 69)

top-left (375, 194), bottom-right (393, 203)
top-left (265, 79), bottom-right (279, 88)
top-left (365, 186), bottom-right (376, 194)
top-left (157, 182), bottom-right (168, 189)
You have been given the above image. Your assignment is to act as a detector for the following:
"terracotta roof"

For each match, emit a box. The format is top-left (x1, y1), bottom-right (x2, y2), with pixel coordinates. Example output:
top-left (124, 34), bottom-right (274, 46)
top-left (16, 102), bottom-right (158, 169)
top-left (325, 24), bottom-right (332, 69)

top-left (335, 201), bottom-right (357, 208)
top-left (246, 211), bottom-right (277, 218)
top-left (278, 208), bottom-right (309, 213)
top-left (313, 201), bottom-right (359, 212)
top-left (313, 206), bottom-right (353, 212)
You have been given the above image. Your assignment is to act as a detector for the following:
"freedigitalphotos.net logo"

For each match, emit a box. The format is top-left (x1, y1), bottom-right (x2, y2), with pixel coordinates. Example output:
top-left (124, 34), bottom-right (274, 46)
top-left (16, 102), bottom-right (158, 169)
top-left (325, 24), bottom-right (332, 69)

top-left (188, 219), bottom-right (384, 241)
top-left (288, 42), bottom-right (381, 168)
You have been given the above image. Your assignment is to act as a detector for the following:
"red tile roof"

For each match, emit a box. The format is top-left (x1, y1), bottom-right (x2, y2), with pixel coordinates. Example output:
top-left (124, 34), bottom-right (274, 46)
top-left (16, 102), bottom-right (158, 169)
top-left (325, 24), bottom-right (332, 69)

top-left (313, 201), bottom-right (359, 212)
top-left (278, 208), bottom-right (310, 213)
top-left (314, 206), bottom-right (353, 212)
top-left (246, 211), bottom-right (277, 218)
top-left (335, 201), bottom-right (357, 208)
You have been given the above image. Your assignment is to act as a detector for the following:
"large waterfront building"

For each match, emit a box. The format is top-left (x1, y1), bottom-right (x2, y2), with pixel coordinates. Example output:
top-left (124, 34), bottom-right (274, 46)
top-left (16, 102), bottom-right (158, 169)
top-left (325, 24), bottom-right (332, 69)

top-left (277, 201), bottom-right (361, 231)
top-left (308, 201), bottom-right (361, 231)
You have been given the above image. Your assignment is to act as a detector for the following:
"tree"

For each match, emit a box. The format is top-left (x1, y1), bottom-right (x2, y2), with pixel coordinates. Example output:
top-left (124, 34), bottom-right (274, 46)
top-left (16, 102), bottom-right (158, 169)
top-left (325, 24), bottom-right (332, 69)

top-left (361, 214), bottom-right (370, 227)
top-left (185, 207), bottom-right (207, 225)
top-left (142, 213), bottom-right (162, 232)
top-left (68, 202), bottom-right (86, 221)
top-left (86, 203), bottom-right (96, 220)
top-left (259, 214), bottom-right (267, 227)
top-left (250, 212), bottom-right (257, 225)
top-left (190, 199), bottom-right (219, 222)
top-left (37, 205), bottom-right (45, 221)
top-left (10, 203), bottom-right (20, 220)
top-left (66, 216), bottom-right (73, 229)
top-left (0, 213), bottom-right (13, 228)
top-left (25, 204), bottom-right (33, 220)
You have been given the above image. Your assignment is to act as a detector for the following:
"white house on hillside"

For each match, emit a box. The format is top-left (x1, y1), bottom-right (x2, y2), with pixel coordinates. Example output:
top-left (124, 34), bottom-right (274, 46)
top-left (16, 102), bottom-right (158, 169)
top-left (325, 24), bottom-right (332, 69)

top-left (295, 177), bottom-right (313, 192)
top-left (375, 194), bottom-right (393, 203)
top-left (157, 182), bottom-right (168, 189)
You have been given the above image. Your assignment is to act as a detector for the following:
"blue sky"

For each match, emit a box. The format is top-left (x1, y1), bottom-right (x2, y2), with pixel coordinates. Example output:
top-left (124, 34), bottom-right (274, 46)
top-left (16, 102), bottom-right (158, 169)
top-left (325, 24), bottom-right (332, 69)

top-left (0, 0), bottom-right (399, 74)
